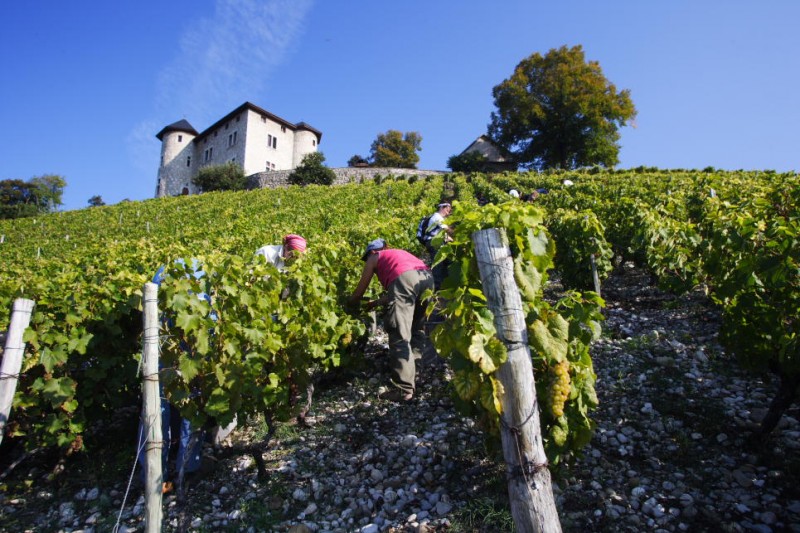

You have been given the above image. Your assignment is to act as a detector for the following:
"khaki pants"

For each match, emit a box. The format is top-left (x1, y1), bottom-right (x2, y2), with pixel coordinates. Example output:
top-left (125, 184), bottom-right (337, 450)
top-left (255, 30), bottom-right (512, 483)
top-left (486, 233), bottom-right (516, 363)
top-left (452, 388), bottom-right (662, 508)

top-left (384, 269), bottom-right (434, 394)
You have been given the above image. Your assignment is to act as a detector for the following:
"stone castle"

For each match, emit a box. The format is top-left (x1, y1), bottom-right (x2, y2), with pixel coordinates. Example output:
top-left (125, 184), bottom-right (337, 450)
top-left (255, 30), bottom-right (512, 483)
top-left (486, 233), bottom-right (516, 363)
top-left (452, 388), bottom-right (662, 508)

top-left (155, 102), bottom-right (321, 197)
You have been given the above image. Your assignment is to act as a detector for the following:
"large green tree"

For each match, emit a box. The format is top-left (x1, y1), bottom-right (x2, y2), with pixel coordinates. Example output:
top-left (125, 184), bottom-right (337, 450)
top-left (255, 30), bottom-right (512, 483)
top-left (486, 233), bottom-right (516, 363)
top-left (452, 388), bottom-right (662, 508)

top-left (29, 174), bottom-right (66, 211)
top-left (488, 45), bottom-right (636, 170)
top-left (0, 174), bottom-right (66, 219)
top-left (369, 130), bottom-right (422, 169)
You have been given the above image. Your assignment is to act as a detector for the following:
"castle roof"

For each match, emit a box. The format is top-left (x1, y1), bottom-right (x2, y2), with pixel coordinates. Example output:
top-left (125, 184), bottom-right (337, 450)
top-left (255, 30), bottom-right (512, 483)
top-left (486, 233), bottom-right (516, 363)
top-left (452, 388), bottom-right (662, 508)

top-left (295, 121), bottom-right (323, 140)
top-left (193, 102), bottom-right (322, 143)
top-left (155, 119), bottom-right (199, 141)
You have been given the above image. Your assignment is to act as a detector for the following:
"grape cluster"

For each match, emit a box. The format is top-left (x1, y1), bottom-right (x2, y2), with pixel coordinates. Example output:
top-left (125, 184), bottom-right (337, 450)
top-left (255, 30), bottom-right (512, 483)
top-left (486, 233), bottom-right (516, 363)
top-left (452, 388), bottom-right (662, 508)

top-left (548, 360), bottom-right (571, 418)
top-left (340, 332), bottom-right (353, 346)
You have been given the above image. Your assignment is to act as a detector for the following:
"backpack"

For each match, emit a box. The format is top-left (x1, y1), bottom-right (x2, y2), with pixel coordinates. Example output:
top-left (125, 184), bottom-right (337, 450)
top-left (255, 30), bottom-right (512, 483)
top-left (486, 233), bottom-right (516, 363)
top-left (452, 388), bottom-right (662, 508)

top-left (416, 215), bottom-right (433, 244)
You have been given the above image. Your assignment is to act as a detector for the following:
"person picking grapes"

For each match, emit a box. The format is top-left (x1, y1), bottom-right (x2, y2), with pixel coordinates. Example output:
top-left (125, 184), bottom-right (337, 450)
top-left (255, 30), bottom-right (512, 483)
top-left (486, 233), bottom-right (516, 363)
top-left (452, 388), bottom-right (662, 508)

top-left (348, 238), bottom-right (434, 402)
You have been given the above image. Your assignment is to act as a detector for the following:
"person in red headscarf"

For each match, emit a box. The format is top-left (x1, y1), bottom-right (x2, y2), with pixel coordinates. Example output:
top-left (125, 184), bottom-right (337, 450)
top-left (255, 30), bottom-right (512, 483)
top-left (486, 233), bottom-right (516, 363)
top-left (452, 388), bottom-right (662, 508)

top-left (255, 234), bottom-right (307, 271)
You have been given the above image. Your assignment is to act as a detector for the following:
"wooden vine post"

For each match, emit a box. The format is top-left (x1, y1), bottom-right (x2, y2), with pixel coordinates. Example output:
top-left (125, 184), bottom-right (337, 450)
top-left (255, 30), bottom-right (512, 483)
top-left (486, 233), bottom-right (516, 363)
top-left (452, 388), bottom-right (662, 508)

top-left (141, 282), bottom-right (163, 533)
top-left (472, 228), bottom-right (562, 533)
top-left (590, 253), bottom-right (602, 296)
top-left (0, 298), bottom-right (35, 446)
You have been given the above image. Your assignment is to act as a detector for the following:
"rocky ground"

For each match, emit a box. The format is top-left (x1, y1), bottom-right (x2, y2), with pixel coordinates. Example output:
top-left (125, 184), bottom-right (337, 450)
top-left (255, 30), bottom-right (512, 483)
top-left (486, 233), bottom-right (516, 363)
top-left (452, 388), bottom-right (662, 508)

top-left (1, 263), bottom-right (799, 532)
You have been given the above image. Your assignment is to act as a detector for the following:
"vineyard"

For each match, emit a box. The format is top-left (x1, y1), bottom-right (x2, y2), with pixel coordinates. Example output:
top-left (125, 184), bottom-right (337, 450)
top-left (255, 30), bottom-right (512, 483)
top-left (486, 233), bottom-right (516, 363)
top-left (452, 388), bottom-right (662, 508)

top-left (0, 169), bottom-right (799, 531)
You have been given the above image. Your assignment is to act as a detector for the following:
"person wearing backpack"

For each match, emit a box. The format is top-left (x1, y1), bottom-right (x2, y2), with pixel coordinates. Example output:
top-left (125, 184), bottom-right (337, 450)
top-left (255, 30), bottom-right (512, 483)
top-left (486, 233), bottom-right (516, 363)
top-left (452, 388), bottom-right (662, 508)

top-left (136, 259), bottom-right (211, 494)
top-left (416, 202), bottom-right (453, 288)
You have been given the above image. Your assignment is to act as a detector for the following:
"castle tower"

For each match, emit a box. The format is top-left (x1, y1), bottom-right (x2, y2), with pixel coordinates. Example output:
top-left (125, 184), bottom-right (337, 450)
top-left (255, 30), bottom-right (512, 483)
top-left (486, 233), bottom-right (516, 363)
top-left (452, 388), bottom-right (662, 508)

top-left (292, 122), bottom-right (323, 168)
top-left (155, 119), bottom-right (199, 197)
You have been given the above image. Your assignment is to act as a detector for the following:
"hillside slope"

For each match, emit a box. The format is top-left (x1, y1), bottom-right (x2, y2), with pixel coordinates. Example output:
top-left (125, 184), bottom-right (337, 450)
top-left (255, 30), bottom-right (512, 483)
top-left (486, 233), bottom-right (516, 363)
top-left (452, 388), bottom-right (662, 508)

top-left (1, 263), bottom-right (798, 532)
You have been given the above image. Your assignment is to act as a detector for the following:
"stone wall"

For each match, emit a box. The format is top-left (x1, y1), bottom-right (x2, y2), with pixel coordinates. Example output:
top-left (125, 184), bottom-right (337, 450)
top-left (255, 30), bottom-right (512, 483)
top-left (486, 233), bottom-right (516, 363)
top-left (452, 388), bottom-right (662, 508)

top-left (247, 167), bottom-right (446, 189)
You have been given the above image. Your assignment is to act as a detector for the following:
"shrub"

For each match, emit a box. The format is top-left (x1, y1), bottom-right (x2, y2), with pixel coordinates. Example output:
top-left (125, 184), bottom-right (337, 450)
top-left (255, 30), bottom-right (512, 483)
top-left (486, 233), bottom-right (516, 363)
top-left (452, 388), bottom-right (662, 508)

top-left (193, 162), bottom-right (248, 192)
top-left (288, 152), bottom-right (336, 186)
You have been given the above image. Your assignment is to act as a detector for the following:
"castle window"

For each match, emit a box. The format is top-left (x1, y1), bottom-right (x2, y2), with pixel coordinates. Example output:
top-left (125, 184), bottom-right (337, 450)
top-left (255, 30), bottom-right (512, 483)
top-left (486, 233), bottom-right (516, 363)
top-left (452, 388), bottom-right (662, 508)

top-left (312, 140), bottom-right (316, 146)
top-left (187, 156), bottom-right (191, 167)
top-left (272, 137), bottom-right (277, 149)
top-left (178, 135), bottom-right (183, 142)
top-left (261, 115), bottom-right (266, 122)
top-left (268, 134), bottom-right (273, 147)
top-left (281, 126), bottom-right (286, 133)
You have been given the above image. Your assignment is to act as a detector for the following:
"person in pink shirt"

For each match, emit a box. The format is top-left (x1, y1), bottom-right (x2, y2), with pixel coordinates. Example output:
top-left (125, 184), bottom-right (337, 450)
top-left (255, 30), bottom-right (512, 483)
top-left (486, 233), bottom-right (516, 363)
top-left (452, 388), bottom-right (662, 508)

top-left (349, 239), bottom-right (434, 402)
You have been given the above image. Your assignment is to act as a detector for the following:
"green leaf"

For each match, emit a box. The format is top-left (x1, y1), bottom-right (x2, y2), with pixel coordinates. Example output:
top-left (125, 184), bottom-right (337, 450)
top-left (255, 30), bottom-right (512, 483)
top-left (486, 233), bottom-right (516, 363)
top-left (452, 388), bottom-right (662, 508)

top-left (205, 388), bottom-right (230, 418)
top-left (40, 346), bottom-right (68, 373)
top-left (178, 355), bottom-right (201, 382)
top-left (473, 308), bottom-right (496, 335)
top-left (67, 331), bottom-right (93, 354)
top-left (452, 370), bottom-right (481, 400)
top-left (32, 376), bottom-right (76, 407)
top-left (468, 334), bottom-right (497, 374)
top-left (175, 311), bottom-right (202, 332)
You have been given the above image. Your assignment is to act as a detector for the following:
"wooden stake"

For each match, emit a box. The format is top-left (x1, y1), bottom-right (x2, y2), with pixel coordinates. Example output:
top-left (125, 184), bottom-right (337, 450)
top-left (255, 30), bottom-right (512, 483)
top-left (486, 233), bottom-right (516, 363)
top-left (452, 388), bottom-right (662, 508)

top-left (472, 228), bottom-right (562, 533)
top-left (590, 253), bottom-right (602, 296)
top-left (0, 298), bottom-right (35, 446)
top-left (141, 282), bottom-right (163, 533)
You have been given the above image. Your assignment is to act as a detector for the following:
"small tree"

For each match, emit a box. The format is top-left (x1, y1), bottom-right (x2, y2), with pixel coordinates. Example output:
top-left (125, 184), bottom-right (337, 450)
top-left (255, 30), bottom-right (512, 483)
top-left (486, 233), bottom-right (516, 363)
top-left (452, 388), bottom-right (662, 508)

top-left (193, 162), bottom-right (248, 192)
top-left (347, 155), bottom-right (370, 167)
top-left (447, 152), bottom-right (489, 173)
top-left (369, 130), bottom-right (422, 169)
top-left (29, 174), bottom-right (67, 212)
top-left (88, 195), bottom-right (105, 207)
top-left (288, 152), bottom-right (336, 186)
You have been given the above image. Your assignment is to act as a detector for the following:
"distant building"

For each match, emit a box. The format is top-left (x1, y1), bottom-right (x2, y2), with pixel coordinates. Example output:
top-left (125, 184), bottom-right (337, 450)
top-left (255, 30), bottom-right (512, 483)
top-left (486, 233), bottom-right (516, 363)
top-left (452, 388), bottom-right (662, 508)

top-left (459, 135), bottom-right (517, 173)
top-left (155, 102), bottom-right (322, 197)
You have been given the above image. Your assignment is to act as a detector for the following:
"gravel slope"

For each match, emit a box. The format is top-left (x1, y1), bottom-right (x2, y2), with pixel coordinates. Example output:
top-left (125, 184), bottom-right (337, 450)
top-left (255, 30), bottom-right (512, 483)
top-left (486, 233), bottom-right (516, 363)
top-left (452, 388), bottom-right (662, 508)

top-left (1, 263), bottom-right (799, 532)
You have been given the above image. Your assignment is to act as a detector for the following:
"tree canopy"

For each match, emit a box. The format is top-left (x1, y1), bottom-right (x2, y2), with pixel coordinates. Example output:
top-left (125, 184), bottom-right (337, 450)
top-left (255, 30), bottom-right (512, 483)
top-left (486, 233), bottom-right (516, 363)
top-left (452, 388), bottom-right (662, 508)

top-left (447, 151), bottom-right (489, 173)
top-left (488, 45), bottom-right (636, 170)
top-left (288, 152), bottom-right (336, 186)
top-left (369, 130), bottom-right (422, 169)
top-left (88, 195), bottom-right (106, 207)
top-left (192, 162), bottom-right (248, 192)
top-left (347, 154), bottom-right (369, 167)
top-left (0, 174), bottom-right (66, 219)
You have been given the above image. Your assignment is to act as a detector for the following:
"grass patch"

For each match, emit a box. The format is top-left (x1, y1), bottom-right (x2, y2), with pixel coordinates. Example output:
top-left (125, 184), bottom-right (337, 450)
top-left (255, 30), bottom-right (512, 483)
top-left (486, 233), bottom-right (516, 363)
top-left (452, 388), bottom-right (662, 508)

top-left (450, 496), bottom-right (515, 532)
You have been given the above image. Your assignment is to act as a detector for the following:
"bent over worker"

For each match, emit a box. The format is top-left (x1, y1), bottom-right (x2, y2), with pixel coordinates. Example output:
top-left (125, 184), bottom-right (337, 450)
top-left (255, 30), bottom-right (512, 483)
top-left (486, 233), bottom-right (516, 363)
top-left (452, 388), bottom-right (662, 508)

top-left (348, 239), bottom-right (434, 402)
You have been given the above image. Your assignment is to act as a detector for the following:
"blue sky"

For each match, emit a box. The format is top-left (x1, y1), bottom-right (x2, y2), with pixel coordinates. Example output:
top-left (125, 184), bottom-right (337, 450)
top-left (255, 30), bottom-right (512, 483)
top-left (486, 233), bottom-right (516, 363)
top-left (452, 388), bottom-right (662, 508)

top-left (2, 1), bottom-right (799, 211)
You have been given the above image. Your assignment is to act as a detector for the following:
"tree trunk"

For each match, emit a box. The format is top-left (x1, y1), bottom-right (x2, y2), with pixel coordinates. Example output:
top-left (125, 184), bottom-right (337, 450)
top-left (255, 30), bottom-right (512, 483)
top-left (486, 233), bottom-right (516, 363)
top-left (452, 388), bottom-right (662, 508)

top-left (759, 371), bottom-right (799, 437)
top-left (472, 228), bottom-right (562, 533)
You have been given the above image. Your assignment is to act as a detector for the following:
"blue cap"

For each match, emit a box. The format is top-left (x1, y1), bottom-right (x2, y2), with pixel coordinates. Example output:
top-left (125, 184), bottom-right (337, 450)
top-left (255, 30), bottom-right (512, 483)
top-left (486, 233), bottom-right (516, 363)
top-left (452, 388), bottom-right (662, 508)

top-left (361, 238), bottom-right (386, 260)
